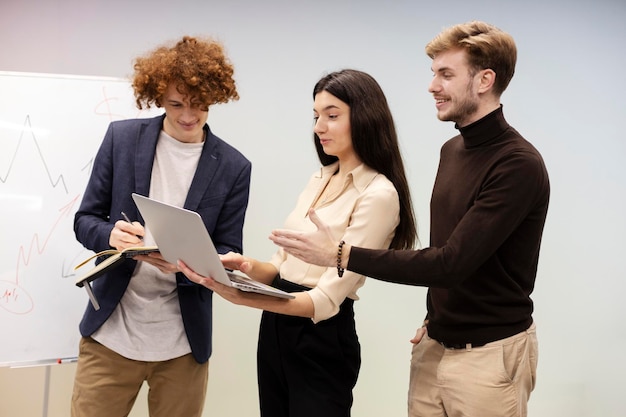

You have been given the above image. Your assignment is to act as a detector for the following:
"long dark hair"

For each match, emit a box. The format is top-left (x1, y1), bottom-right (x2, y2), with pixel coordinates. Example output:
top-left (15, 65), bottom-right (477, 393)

top-left (312, 69), bottom-right (417, 250)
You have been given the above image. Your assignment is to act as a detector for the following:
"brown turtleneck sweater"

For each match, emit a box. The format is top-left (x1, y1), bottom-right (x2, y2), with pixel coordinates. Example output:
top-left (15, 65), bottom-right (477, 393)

top-left (348, 106), bottom-right (550, 345)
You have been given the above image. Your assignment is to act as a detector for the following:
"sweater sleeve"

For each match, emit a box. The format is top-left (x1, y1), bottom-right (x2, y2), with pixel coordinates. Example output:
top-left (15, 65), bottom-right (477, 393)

top-left (348, 149), bottom-right (549, 288)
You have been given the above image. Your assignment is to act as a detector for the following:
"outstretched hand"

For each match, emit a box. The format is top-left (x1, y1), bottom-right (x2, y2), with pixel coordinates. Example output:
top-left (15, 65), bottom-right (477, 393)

top-left (269, 208), bottom-right (338, 267)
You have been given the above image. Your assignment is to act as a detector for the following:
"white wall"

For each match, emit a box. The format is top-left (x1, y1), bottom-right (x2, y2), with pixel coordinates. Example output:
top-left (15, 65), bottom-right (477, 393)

top-left (1, 0), bottom-right (625, 416)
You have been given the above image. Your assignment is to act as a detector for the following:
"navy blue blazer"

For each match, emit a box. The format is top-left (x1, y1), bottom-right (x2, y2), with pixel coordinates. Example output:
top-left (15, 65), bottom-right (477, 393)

top-left (74, 114), bottom-right (251, 363)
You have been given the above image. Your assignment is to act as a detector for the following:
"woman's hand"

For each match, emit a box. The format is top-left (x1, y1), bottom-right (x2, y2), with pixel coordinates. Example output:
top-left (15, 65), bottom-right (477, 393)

top-left (177, 260), bottom-right (244, 304)
top-left (269, 208), bottom-right (339, 267)
top-left (220, 251), bottom-right (253, 274)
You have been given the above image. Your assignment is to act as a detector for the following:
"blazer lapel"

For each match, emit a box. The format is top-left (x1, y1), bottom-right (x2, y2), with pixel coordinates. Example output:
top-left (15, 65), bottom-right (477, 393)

top-left (134, 115), bottom-right (164, 197)
top-left (184, 127), bottom-right (221, 211)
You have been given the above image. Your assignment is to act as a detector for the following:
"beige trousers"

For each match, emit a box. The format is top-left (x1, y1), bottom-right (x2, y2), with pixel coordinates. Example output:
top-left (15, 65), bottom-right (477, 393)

top-left (71, 337), bottom-right (209, 417)
top-left (409, 323), bottom-right (537, 417)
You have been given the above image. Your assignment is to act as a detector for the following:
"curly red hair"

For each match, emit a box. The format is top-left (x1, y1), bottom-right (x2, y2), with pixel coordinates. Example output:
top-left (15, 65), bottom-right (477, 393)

top-left (132, 36), bottom-right (239, 109)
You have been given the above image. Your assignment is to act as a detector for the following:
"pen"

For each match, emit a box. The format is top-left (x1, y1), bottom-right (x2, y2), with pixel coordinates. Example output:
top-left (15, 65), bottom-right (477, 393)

top-left (57, 358), bottom-right (78, 364)
top-left (121, 211), bottom-right (144, 240)
top-left (121, 211), bottom-right (133, 223)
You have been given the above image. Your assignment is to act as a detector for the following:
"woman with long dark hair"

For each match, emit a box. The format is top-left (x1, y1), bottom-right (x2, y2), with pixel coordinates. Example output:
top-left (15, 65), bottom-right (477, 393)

top-left (180, 69), bottom-right (416, 417)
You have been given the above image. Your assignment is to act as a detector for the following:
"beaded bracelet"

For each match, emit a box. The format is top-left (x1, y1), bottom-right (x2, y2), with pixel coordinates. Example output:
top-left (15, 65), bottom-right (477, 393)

top-left (337, 240), bottom-right (345, 277)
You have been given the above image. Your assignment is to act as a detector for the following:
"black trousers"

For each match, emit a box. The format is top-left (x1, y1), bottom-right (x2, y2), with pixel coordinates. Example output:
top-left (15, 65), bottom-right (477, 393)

top-left (257, 276), bottom-right (361, 417)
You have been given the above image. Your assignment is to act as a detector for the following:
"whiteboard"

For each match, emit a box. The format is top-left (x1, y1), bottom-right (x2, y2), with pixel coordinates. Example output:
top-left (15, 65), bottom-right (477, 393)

top-left (0, 71), bottom-right (161, 366)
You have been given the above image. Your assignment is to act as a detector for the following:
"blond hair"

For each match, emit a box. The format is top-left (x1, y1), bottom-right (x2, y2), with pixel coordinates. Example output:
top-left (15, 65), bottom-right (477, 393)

top-left (426, 21), bottom-right (517, 96)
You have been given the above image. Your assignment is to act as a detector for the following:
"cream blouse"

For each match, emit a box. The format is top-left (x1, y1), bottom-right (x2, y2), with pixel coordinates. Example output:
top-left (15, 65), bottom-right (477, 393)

top-left (269, 161), bottom-right (400, 323)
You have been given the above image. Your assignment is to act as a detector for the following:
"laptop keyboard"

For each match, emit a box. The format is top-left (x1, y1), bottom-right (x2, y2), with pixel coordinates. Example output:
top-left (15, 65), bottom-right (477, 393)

top-left (228, 273), bottom-right (273, 291)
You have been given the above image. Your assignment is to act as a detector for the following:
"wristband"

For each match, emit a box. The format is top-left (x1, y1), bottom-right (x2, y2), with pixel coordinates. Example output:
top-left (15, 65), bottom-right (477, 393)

top-left (337, 240), bottom-right (345, 277)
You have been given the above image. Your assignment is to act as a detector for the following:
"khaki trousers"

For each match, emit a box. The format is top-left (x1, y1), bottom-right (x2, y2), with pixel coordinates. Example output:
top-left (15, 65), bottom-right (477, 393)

top-left (71, 337), bottom-right (209, 417)
top-left (409, 323), bottom-right (537, 417)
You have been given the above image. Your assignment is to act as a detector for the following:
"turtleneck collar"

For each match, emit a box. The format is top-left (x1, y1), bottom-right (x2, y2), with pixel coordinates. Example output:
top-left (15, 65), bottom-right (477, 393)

top-left (456, 105), bottom-right (510, 149)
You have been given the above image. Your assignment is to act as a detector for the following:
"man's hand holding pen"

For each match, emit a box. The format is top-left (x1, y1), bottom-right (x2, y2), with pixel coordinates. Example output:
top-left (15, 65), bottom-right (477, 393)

top-left (117, 211), bottom-right (178, 274)
top-left (110, 211), bottom-right (145, 250)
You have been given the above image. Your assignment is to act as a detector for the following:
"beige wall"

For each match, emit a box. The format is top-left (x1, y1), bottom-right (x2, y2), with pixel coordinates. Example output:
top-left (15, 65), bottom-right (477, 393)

top-left (0, 364), bottom-right (153, 417)
top-left (0, 364), bottom-right (76, 417)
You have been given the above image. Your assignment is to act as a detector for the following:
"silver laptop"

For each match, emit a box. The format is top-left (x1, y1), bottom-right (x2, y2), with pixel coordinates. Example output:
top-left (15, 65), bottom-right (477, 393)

top-left (132, 193), bottom-right (294, 299)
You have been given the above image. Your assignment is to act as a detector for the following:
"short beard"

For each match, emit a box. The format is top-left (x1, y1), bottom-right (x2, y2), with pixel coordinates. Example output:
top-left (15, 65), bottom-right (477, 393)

top-left (438, 79), bottom-right (479, 125)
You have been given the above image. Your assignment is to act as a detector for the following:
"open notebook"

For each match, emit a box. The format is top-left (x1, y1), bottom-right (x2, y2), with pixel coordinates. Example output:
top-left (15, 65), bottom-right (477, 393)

top-left (132, 193), bottom-right (294, 299)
